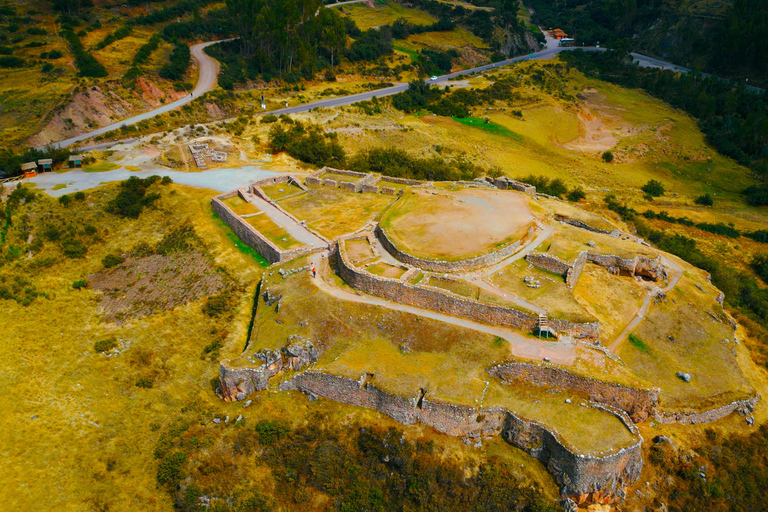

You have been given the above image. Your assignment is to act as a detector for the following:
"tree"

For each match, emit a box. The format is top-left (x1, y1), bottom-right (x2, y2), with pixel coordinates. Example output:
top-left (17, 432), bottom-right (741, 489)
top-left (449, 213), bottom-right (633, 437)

top-left (602, 151), bottom-right (614, 163)
top-left (641, 179), bottom-right (665, 197)
top-left (695, 193), bottom-right (714, 206)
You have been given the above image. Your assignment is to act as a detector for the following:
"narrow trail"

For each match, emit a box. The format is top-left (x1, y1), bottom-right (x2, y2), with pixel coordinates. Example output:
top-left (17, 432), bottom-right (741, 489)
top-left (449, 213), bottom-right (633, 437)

top-left (607, 256), bottom-right (684, 353)
top-left (307, 253), bottom-right (577, 365)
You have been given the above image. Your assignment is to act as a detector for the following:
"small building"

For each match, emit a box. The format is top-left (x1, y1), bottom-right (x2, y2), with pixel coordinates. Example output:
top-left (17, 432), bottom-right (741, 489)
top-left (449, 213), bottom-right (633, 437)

top-left (38, 158), bottom-right (53, 171)
top-left (551, 28), bottom-right (568, 40)
top-left (69, 155), bottom-right (82, 168)
top-left (21, 162), bottom-right (37, 178)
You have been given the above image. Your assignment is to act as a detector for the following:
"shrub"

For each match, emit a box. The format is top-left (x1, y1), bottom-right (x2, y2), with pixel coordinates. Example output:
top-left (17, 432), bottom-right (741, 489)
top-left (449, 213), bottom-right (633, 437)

top-left (58, 194), bottom-right (71, 206)
top-left (94, 337), bottom-right (118, 353)
top-left (602, 151), bottom-right (614, 163)
top-left (255, 420), bottom-right (289, 446)
top-left (202, 292), bottom-right (231, 318)
top-left (159, 42), bottom-right (190, 81)
top-left (521, 175), bottom-right (568, 197)
top-left (743, 185), bottom-right (768, 206)
top-left (102, 254), bottom-right (125, 268)
top-left (0, 56), bottom-right (25, 68)
top-left (83, 225), bottom-right (97, 235)
top-left (752, 254), bottom-right (768, 284)
top-left (62, 238), bottom-right (86, 258)
top-left (695, 193), bottom-right (714, 206)
top-left (40, 50), bottom-right (63, 59)
top-left (72, 279), bottom-right (87, 289)
top-left (641, 179), bottom-right (665, 197)
top-left (106, 176), bottom-right (161, 218)
top-left (41, 63), bottom-right (54, 73)
top-left (136, 376), bottom-right (154, 388)
top-left (156, 452), bottom-right (185, 487)
top-left (567, 187), bottom-right (586, 202)
top-left (74, 191), bottom-right (86, 201)
top-left (42, 225), bottom-right (62, 241)
top-left (27, 27), bottom-right (47, 36)
top-left (261, 114), bottom-right (278, 123)
top-left (160, 175), bottom-right (173, 185)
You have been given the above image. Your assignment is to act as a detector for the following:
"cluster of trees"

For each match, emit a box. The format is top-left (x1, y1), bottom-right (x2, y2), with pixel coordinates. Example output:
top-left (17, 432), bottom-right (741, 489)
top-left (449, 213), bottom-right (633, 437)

top-left (59, 23), bottom-right (107, 77)
top-left (0, 146), bottom-right (72, 179)
top-left (106, 175), bottom-right (171, 218)
top-left (93, 24), bottom-right (131, 51)
top-left (123, 33), bottom-right (161, 86)
top-left (562, 51), bottom-right (768, 180)
top-left (527, 0), bottom-right (768, 85)
top-left (349, 146), bottom-right (486, 182)
top-left (267, 118), bottom-right (345, 167)
top-left (158, 41), bottom-right (191, 80)
top-left (520, 175), bottom-right (584, 201)
top-left (158, 417), bottom-right (557, 512)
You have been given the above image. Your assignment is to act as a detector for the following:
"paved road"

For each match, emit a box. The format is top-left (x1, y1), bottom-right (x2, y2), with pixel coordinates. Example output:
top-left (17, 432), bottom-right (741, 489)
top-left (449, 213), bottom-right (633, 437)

top-left (48, 39), bottom-right (233, 150)
top-left (309, 252), bottom-right (577, 365)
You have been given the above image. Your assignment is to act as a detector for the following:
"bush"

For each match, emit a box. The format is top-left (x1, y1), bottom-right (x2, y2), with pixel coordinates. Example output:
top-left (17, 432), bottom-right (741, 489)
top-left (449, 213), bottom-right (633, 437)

top-left (72, 279), bottom-right (87, 289)
top-left (41, 63), bottom-right (54, 73)
top-left (752, 254), bottom-right (768, 284)
top-left (261, 114), bottom-right (278, 123)
top-left (60, 27), bottom-right (107, 77)
top-left (74, 191), bottom-right (86, 201)
top-left (40, 50), bottom-right (63, 59)
top-left (602, 151), bottom-right (614, 163)
top-left (156, 452), bottom-right (185, 487)
top-left (102, 254), bottom-right (125, 268)
top-left (567, 187), bottom-right (586, 202)
top-left (136, 376), bottom-right (154, 388)
top-left (743, 185), bottom-right (768, 206)
top-left (641, 179), bottom-right (665, 197)
top-left (94, 338), bottom-right (118, 353)
top-left (521, 175), bottom-right (568, 197)
top-left (27, 27), bottom-right (47, 36)
top-left (62, 238), bottom-right (86, 258)
top-left (202, 292), bottom-right (231, 318)
top-left (106, 176), bottom-right (162, 218)
top-left (0, 56), bottom-right (25, 68)
top-left (159, 42), bottom-right (191, 81)
top-left (695, 193), bottom-right (714, 206)
top-left (58, 194), bottom-right (71, 206)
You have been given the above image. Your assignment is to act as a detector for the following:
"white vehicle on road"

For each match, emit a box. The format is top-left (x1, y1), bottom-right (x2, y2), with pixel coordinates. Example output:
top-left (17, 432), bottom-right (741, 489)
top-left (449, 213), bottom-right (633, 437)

top-left (430, 76), bottom-right (438, 81)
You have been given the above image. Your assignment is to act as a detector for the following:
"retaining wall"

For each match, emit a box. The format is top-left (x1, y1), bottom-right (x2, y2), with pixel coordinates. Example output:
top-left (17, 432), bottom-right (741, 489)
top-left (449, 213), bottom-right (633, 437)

top-left (526, 252), bottom-right (571, 276)
top-left (554, 215), bottom-right (619, 236)
top-left (375, 224), bottom-right (529, 274)
top-left (493, 177), bottom-right (536, 196)
top-left (337, 235), bottom-right (599, 340)
top-left (527, 251), bottom-right (667, 284)
top-left (279, 371), bottom-right (642, 496)
top-left (654, 395), bottom-right (760, 425)
top-left (489, 363), bottom-right (660, 422)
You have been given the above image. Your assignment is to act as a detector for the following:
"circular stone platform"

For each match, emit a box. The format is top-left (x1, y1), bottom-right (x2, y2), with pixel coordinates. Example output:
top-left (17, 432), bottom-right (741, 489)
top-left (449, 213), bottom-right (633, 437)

top-left (380, 188), bottom-right (534, 261)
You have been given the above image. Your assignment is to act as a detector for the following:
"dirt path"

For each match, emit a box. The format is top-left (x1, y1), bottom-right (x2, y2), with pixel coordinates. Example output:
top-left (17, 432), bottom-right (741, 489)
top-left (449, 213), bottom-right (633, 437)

top-left (607, 256), bottom-right (684, 352)
top-left (308, 253), bottom-right (577, 365)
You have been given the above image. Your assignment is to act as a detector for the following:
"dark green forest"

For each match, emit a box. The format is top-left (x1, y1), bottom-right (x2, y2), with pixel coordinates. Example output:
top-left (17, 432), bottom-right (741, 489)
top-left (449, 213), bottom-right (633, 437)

top-left (526, 0), bottom-right (768, 85)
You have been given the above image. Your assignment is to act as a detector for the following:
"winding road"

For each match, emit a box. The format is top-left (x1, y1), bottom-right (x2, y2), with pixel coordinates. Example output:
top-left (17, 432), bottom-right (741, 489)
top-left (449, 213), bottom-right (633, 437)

top-left (49, 34), bottom-right (762, 151)
top-left (49, 39), bottom-right (234, 150)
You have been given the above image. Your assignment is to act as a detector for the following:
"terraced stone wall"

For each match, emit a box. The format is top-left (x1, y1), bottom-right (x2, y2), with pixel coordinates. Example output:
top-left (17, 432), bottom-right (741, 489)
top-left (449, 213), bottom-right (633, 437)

top-left (375, 224), bottom-right (528, 273)
top-left (279, 371), bottom-right (642, 496)
top-left (212, 190), bottom-right (283, 264)
top-left (526, 252), bottom-right (571, 276)
top-left (336, 236), bottom-right (599, 340)
top-left (489, 363), bottom-right (660, 422)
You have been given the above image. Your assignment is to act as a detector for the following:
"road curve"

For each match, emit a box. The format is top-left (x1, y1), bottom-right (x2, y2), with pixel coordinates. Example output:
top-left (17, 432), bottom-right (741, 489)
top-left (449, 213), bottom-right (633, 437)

top-left (48, 39), bottom-right (234, 150)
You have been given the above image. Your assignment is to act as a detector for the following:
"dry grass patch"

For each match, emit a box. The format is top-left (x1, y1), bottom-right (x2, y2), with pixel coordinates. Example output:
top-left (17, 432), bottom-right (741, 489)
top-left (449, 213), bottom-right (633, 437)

top-left (344, 238), bottom-right (375, 261)
top-left (244, 214), bottom-right (303, 250)
top-left (342, 1), bottom-right (438, 30)
top-left (278, 186), bottom-right (395, 239)
top-left (544, 222), bottom-right (658, 262)
top-left (367, 261), bottom-right (407, 278)
top-left (380, 188), bottom-right (534, 261)
top-left (260, 181), bottom-right (304, 200)
top-left (222, 195), bottom-right (259, 216)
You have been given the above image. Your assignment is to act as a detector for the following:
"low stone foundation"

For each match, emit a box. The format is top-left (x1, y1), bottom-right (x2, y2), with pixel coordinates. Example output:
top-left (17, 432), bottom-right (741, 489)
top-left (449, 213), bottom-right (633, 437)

top-left (526, 251), bottom-right (668, 286)
top-left (493, 177), bottom-right (537, 196)
top-left (279, 371), bottom-right (642, 496)
top-left (654, 395), bottom-right (760, 425)
top-left (489, 362), bottom-right (660, 422)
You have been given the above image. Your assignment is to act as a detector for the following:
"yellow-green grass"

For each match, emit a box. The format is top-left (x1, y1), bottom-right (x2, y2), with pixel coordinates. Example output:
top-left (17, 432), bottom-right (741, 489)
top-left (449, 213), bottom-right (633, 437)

top-left (279, 186), bottom-right (395, 239)
top-left (52, 183), bottom-right (67, 190)
top-left (83, 162), bottom-right (120, 173)
top-left (260, 181), bottom-right (305, 200)
top-left (244, 214), bottom-right (303, 250)
top-left (378, 178), bottom-right (415, 191)
top-left (425, 275), bottom-right (480, 299)
top-left (483, 381), bottom-right (637, 455)
top-left (380, 188), bottom-right (533, 261)
top-left (0, 184), bottom-right (263, 511)
top-left (342, 1), bottom-right (438, 31)
top-left (619, 274), bottom-right (753, 409)
top-left (539, 197), bottom-right (619, 233)
top-left (323, 172), bottom-right (363, 182)
top-left (366, 261), bottom-right (407, 278)
top-left (571, 264), bottom-right (647, 343)
top-left (405, 27), bottom-right (488, 50)
top-left (489, 260), bottom-right (594, 323)
top-left (452, 116), bottom-right (522, 140)
top-left (222, 195), bottom-right (259, 216)
top-left (544, 222), bottom-right (658, 262)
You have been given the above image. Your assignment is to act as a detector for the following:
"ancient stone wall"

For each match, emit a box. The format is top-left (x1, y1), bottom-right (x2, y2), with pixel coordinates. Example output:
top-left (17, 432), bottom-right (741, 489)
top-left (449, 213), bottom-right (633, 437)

top-left (526, 252), bottom-right (571, 276)
top-left (305, 176), bottom-right (322, 185)
top-left (339, 181), bottom-right (356, 192)
top-left (654, 395), bottom-right (760, 425)
top-left (336, 236), bottom-right (599, 340)
top-left (554, 215), bottom-right (618, 236)
top-left (587, 254), bottom-right (667, 281)
top-left (380, 176), bottom-right (426, 186)
top-left (212, 194), bottom-right (283, 264)
top-left (322, 179), bottom-right (338, 188)
top-left (488, 363), bottom-right (659, 422)
top-left (376, 224), bottom-right (527, 273)
top-left (493, 177), bottom-right (536, 196)
top-left (566, 251), bottom-right (588, 289)
top-left (279, 371), bottom-right (642, 496)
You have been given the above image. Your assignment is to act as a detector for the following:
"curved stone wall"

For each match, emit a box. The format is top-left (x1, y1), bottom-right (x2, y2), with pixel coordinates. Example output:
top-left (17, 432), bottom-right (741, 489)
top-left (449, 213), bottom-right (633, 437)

top-left (336, 236), bottom-right (600, 340)
top-left (653, 395), bottom-right (760, 425)
top-left (375, 224), bottom-right (529, 274)
top-left (279, 371), bottom-right (643, 496)
top-left (488, 362), bottom-right (660, 422)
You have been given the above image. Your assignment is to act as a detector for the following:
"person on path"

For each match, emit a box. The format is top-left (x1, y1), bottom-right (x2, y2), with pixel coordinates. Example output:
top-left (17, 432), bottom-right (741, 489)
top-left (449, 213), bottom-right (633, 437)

top-left (310, 261), bottom-right (316, 278)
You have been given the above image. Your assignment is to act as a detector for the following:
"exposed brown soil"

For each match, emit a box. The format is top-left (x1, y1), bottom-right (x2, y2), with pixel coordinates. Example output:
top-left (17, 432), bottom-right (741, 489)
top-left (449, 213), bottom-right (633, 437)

top-left (89, 251), bottom-right (228, 322)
